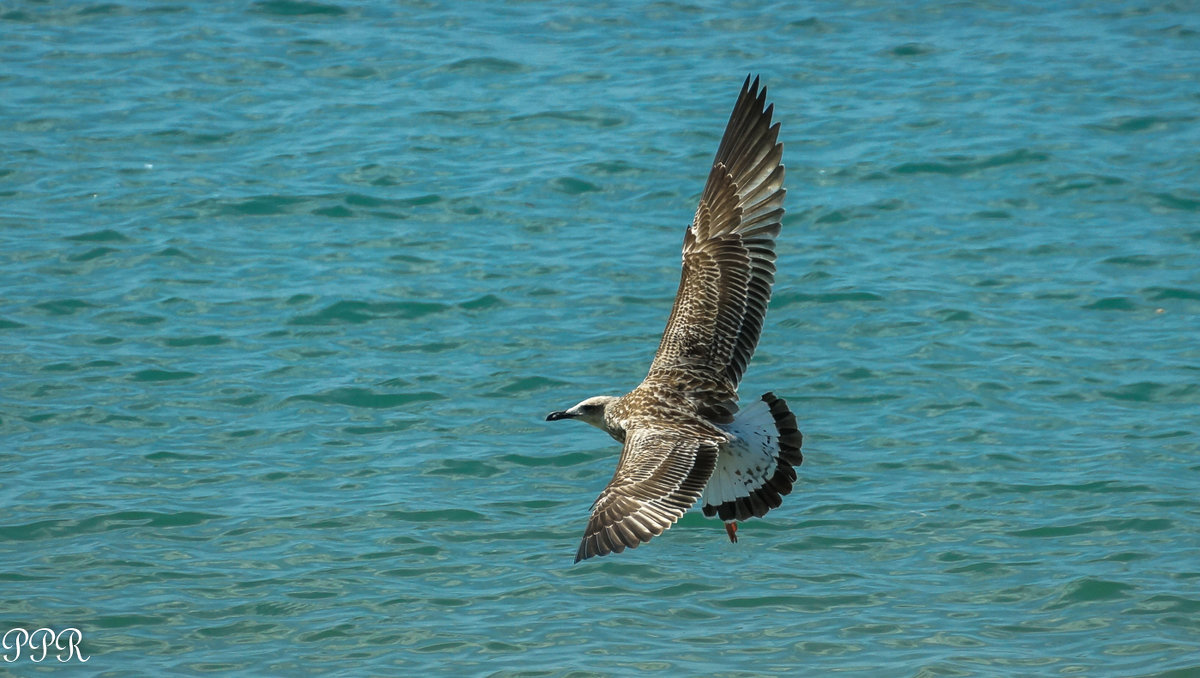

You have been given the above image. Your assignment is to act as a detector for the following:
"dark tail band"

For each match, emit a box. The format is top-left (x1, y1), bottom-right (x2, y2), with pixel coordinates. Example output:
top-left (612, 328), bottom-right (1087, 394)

top-left (702, 392), bottom-right (804, 522)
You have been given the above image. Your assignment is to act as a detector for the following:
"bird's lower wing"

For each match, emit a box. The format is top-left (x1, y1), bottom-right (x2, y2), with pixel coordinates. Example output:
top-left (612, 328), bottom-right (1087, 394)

top-left (576, 428), bottom-right (719, 563)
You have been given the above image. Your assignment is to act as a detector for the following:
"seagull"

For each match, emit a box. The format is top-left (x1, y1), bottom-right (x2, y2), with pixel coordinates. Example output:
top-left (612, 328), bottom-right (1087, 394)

top-left (547, 75), bottom-right (803, 563)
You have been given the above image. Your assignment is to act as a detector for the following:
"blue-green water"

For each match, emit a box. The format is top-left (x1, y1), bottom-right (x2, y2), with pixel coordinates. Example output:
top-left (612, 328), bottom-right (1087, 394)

top-left (3, 1), bottom-right (1200, 675)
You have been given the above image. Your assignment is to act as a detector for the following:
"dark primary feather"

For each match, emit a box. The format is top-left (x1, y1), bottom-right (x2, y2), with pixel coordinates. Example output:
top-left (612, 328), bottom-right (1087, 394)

top-left (644, 75), bottom-right (786, 416)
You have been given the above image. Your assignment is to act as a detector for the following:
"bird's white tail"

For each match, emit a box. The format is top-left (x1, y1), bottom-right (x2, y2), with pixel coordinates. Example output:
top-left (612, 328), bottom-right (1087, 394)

top-left (701, 392), bottom-right (803, 522)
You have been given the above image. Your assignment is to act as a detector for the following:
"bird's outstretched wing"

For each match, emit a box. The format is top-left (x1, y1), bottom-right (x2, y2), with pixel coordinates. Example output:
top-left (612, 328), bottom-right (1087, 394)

top-left (576, 427), bottom-right (719, 562)
top-left (643, 75), bottom-right (786, 420)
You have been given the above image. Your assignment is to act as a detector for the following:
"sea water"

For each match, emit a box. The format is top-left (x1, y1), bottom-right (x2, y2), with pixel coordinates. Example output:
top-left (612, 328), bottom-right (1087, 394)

top-left (2, 1), bottom-right (1198, 675)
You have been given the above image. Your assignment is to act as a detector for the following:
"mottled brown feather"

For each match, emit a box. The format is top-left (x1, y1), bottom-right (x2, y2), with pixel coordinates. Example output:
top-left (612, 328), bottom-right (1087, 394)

top-left (576, 429), bottom-right (719, 563)
top-left (644, 75), bottom-right (786, 416)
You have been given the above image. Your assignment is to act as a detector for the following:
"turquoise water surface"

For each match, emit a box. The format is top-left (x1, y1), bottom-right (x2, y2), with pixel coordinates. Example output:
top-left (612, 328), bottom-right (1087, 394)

top-left (3, 1), bottom-right (1200, 675)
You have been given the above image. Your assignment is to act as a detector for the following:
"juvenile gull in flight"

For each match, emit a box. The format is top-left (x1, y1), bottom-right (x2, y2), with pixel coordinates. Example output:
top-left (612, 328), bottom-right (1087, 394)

top-left (547, 75), bottom-right (803, 563)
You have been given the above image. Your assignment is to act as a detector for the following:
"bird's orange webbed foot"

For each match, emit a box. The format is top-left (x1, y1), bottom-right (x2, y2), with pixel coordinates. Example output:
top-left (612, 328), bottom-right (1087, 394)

top-left (725, 521), bottom-right (738, 543)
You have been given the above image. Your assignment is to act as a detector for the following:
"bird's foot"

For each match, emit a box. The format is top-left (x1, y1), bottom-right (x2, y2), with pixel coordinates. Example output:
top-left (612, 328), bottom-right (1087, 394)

top-left (725, 521), bottom-right (738, 543)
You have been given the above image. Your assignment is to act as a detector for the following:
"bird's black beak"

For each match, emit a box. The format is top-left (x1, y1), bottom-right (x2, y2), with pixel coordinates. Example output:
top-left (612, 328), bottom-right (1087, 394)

top-left (546, 410), bottom-right (573, 421)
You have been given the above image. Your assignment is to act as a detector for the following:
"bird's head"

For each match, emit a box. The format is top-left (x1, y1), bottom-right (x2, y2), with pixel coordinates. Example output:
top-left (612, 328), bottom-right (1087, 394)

top-left (546, 395), bottom-right (618, 431)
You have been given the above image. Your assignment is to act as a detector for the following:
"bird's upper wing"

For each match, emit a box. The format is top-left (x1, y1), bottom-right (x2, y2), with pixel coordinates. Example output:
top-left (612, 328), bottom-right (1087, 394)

top-left (575, 426), bottom-right (719, 562)
top-left (642, 75), bottom-right (786, 420)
